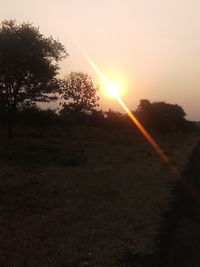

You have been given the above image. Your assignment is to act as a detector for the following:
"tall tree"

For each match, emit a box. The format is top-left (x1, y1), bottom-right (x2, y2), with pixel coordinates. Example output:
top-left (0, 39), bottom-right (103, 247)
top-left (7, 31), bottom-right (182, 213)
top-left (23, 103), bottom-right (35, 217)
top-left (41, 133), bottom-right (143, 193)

top-left (60, 72), bottom-right (99, 115)
top-left (0, 20), bottom-right (67, 136)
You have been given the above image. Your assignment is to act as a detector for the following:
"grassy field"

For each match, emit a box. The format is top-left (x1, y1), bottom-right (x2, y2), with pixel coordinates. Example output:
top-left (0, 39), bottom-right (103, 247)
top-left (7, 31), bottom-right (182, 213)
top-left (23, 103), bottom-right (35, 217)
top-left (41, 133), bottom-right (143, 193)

top-left (0, 125), bottom-right (198, 266)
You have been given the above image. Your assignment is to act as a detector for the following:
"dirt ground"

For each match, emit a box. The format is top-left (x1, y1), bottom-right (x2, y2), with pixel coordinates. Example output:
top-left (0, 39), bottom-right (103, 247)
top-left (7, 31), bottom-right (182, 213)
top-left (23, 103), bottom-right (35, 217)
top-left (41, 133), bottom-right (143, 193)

top-left (0, 126), bottom-right (198, 266)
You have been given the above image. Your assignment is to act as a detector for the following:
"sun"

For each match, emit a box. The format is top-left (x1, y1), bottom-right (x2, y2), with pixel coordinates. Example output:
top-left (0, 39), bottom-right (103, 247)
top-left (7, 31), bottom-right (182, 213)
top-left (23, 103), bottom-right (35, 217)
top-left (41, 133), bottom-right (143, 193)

top-left (100, 69), bottom-right (127, 99)
top-left (105, 82), bottom-right (121, 98)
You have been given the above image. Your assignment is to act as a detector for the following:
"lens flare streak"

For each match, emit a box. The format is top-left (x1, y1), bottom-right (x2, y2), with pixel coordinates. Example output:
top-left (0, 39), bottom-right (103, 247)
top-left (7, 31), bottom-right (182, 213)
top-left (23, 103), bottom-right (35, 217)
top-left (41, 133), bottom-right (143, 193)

top-left (85, 53), bottom-right (181, 179)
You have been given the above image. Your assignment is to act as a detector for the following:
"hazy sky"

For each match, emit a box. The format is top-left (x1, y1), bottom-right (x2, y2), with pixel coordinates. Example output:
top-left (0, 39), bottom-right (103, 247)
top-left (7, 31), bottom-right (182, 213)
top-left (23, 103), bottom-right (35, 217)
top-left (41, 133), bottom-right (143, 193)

top-left (1, 0), bottom-right (200, 119)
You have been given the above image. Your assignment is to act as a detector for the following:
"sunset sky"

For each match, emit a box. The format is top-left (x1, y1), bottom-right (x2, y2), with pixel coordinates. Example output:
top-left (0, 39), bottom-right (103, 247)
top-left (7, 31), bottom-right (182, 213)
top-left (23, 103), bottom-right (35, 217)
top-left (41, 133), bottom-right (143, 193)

top-left (1, 0), bottom-right (200, 119)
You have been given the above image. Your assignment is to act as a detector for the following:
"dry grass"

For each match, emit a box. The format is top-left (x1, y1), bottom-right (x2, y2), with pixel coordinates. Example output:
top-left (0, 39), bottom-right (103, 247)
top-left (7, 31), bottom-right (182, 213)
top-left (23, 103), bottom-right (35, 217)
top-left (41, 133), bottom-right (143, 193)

top-left (0, 126), bottom-right (198, 266)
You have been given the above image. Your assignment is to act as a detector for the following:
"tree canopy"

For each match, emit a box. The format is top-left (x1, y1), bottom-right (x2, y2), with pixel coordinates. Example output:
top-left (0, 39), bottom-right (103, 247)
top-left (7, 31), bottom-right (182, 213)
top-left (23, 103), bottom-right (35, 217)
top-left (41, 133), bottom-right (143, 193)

top-left (0, 20), bottom-right (67, 111)
top-left (60, 71), bottom-right (99, 115)
top-left (0, 20), bottom-right (67, 136)
top-left (134, 99), bottom-right (187, 133)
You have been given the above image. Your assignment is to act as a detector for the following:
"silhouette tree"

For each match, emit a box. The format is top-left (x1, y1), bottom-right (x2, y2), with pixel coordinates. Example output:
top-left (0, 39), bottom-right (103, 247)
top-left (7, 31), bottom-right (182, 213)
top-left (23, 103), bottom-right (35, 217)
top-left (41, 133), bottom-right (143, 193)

top-left (134, 99), bottom-right (187, 133)
top-left (60, 72), bottom-right (99, 116)
top-left (136, 99), bottom-right (151, 113)
top-left (0, 20), bottom-right (67, 136)
top-left (134, 99), bottom-right (154, 128)
top-left (152, 102), bottom-right (186, 133)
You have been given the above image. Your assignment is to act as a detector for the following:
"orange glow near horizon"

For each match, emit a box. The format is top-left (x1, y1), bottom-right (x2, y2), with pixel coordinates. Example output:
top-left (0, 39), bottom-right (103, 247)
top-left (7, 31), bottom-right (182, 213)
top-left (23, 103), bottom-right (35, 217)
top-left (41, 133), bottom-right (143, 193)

top-left (85, 53), bottom-right (181, 179)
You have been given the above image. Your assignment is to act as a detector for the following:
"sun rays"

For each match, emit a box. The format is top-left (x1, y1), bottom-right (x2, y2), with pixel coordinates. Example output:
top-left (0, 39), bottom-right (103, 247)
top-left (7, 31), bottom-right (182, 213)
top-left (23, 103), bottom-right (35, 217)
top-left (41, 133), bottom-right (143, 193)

top-left (85, 53), bottom-right (181, 180)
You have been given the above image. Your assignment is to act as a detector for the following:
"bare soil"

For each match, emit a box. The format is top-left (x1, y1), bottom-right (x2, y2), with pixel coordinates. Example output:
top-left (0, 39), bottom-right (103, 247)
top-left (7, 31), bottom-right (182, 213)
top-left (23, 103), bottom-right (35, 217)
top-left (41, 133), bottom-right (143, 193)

top-left (0, 126), bottom-right (198, 266)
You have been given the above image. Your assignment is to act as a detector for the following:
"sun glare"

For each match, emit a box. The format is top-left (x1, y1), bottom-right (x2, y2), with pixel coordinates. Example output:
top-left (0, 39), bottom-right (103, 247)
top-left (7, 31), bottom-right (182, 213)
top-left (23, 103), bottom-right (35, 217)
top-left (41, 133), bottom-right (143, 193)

top-left (85, 53), bottom-right (181, 180)
top-left (106, 83), bottom-right (121, 98)
top-left (100, 70), bottom-right (127, 99)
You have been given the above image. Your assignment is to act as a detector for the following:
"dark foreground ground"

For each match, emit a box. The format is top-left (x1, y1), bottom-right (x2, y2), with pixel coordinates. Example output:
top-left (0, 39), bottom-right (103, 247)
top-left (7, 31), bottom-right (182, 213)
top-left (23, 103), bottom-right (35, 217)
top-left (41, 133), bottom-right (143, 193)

top-left (165, 141), bottom-right (200, 267)
top-left (0, 125), bottom-right (198, 266)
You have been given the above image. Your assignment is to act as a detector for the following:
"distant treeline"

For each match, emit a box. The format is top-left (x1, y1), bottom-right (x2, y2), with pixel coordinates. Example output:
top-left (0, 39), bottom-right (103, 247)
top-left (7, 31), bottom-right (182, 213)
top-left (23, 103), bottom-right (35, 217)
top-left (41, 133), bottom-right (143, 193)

top-left (0, 20), bottom-right (197, 136)
top-left (0, 99), bottom-right (197, 135)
